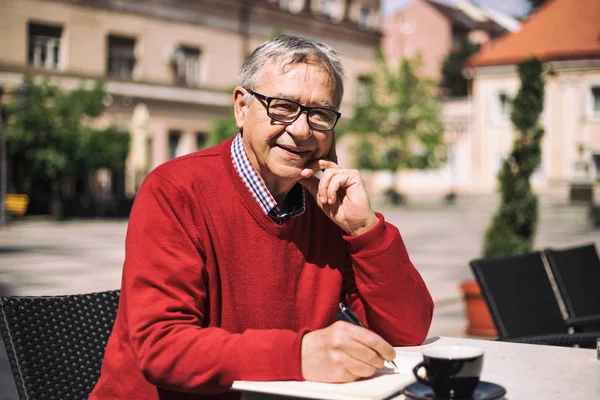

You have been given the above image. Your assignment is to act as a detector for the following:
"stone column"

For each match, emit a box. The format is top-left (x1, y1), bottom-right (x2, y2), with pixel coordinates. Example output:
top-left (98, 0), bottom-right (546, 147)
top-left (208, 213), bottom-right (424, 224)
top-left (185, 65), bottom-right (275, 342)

top-left (152, 122), bottom-right (169, 169)
top-left (180, 130), bottom-right (197, 156)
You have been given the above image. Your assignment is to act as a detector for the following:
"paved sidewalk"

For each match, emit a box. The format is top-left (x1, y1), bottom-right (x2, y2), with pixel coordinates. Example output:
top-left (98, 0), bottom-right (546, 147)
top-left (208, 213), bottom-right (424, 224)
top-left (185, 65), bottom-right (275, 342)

top-left (0, 191), bottom-right (598, 398)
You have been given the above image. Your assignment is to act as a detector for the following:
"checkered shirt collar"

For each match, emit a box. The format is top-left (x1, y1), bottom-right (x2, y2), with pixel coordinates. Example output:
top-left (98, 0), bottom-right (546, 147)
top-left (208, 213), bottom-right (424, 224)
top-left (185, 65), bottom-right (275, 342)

top-left (230, 134), bottom-right (305, 223)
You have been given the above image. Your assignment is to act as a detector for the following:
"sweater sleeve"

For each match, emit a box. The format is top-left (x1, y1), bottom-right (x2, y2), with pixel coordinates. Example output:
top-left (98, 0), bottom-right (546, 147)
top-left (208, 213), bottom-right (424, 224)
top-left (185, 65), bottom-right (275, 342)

top-left (341, 213), bottom-right (433, 346)
top-left (121, 173), bottom-right (307, 394)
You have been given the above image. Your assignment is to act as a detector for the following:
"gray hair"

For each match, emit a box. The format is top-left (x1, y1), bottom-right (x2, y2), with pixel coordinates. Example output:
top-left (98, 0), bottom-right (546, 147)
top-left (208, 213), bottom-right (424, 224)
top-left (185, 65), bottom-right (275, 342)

top-left (238, 34), bottom-right (346, 108)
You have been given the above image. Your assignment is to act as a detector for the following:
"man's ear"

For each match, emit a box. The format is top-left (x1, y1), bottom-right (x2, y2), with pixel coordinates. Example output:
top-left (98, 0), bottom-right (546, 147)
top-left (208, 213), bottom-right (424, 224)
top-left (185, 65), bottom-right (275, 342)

top-left (233, 87), bottom-right (248, 130)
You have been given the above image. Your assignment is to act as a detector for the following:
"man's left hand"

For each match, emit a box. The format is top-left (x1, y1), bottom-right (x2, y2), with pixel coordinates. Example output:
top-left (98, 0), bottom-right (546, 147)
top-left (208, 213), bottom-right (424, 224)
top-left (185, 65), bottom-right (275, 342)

top-left (299, 159), bottom-right (379, 236)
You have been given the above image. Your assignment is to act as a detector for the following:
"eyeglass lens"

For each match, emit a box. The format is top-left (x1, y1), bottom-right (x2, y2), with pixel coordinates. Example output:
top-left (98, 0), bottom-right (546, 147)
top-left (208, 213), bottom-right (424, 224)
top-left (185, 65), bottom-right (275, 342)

top-left (268, 98), bottom-right (338, 131)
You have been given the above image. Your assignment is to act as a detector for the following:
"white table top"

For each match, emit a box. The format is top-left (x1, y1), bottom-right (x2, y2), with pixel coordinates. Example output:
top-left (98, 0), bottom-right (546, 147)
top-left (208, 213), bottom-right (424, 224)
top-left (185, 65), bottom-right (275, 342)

top-left (241, 336), bottom-right (600, 400)
top-left (392, 336), bottom-right (600, 399)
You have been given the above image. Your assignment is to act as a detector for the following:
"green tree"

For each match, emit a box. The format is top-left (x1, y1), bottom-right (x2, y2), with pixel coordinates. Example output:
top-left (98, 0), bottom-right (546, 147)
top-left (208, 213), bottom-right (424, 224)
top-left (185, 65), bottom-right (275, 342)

top-left (483, 57), bottom-right (545, 257)
top-left (440, 38), bottom-right (479, 97)
top-left (348, 52), bottom-right (446, 201)
top-left (5, 75), bottom-right (129, 218)
top-left (206, 109), bottom-right (238, 147)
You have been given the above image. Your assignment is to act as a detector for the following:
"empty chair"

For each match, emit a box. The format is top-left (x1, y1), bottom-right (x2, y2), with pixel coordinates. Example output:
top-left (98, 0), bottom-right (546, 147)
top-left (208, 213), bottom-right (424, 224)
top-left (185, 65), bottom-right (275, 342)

top-left (469, 251), bottom-right (598, 348)
top-left (0, 290), bottom-right (120, 400)
top-left (544, 243), bottom-right (600, 331)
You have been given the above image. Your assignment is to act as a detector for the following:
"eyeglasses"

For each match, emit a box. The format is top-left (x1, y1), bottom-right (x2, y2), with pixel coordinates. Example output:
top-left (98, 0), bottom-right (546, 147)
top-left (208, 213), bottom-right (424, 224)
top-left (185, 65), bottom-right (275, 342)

top-left (246, 89), bottom-right (341, 132)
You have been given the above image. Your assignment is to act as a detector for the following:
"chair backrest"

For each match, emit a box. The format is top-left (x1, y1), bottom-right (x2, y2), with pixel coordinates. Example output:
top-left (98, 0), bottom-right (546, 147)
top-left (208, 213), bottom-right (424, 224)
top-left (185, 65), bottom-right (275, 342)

top-left (0, 290), bottom-right (119, 400)
top-left (544, 243), bottom-right (600, 318)
top-left (469, 251), bottom-right (567, 340)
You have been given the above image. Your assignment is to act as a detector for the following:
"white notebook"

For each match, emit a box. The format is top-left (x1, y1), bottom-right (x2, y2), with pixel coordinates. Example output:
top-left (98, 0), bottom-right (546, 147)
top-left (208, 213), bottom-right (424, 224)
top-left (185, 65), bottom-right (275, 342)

top-left (232, 351), bottom-right (422, 400)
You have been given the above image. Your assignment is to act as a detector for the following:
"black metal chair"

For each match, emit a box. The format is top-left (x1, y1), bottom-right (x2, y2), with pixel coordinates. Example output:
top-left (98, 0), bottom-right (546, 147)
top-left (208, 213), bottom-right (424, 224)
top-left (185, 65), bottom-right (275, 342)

top-left (469, 251), bottom-right (598, 348)
top-left (544, 243), bottom-right (600, 331)
top-left (0, 290), bottom-right (119, 400)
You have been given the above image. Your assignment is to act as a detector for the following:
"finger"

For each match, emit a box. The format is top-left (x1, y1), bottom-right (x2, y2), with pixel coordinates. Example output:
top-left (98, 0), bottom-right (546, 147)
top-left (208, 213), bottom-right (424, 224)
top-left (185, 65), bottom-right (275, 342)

top-left (344, 341), bottom-right (386, 370)
top-left (350, 329), bottom-right (396, 362)
top-left (299, 176), bottom-right (333, 209)
top-left (327, 352), bottom-right (366, 382)
top-left (318, 168), bottom-right (340, 205)
top-left (331, 322), bottom-right (387, 369)
top-left (326, 340), bottom-right (376, 381)
top-left (343, 356), bottom-right (378, 379)
top-left (301, 158), bottom-right (338, 179)
top-left (326, 173), bottom-right (352, 205)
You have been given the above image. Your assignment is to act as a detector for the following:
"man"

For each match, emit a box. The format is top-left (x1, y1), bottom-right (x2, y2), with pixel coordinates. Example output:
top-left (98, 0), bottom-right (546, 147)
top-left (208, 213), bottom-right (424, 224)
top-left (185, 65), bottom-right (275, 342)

top-left (90, 34), bottom-right (433, 400)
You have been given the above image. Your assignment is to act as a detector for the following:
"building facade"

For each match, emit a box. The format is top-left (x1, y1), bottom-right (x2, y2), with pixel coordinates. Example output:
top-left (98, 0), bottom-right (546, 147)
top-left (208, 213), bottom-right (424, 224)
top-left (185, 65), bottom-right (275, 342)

top-left (374, 0), bottom-right (600, 196)
top-left (465, 0), bottom-right (600, 192)
top-left (0, 0), bottom-right (381, 199)
top-left (382, 0), bottom-right (520, 82)
top-left (382, 0), bottom-right (452, 81)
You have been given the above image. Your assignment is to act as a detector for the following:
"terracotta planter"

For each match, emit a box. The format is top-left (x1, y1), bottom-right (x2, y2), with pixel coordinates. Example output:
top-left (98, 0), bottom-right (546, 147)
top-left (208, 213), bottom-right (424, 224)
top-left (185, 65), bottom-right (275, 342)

top-left (460, 280), bottom-right (497, 337)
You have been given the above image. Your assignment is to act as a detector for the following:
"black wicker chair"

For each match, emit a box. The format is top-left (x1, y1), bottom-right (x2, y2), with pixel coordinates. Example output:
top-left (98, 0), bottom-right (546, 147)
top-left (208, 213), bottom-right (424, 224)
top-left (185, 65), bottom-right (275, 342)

top-left (0, 290), bottom-right (120, 400)
top-left (544, 243), bottom-right (600, 331)
top-left (469, 251), bottom-right (599, 348)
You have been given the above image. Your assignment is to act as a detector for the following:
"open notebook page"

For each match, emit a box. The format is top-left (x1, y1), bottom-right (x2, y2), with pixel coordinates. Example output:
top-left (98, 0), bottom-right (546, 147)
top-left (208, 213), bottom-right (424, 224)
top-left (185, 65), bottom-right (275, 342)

top-left (232, 351), bottom-right (423, 400)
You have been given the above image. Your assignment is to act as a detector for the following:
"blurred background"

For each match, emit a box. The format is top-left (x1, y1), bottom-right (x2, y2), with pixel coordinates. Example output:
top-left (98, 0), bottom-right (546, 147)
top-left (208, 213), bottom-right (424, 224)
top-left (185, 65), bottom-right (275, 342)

top-left (0, 1), bottom-right (599, 393)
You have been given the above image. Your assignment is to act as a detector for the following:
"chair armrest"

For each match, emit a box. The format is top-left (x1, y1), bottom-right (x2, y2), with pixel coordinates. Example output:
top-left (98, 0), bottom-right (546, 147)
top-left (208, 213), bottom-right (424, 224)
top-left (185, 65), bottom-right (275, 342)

top-left (501, 332), bottom-right (599, 349)
top-left (566, 315), bottom-right (600, 330)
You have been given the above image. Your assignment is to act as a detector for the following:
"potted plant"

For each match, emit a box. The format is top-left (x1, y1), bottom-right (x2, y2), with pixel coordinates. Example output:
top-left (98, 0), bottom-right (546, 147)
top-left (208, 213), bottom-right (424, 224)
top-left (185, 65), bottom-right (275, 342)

top-left (461, 57), bottom-right (546, 337)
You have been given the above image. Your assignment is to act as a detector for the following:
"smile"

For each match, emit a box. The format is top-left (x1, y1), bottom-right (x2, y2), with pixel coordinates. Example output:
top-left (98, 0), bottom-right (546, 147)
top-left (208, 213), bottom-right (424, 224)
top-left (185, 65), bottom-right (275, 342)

top-left (276, 145), bottom-right (311, 156)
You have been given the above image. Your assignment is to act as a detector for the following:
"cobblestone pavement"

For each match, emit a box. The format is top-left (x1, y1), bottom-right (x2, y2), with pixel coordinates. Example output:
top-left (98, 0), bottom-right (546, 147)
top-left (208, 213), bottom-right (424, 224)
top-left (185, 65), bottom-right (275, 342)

top-left (1, 191), bottom-right (598, 398)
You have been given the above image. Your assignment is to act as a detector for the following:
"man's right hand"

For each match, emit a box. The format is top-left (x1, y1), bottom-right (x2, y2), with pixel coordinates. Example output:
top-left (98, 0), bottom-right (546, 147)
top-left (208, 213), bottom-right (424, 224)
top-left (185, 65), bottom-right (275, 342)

top-left (300, 321), bottom-right (397, 382)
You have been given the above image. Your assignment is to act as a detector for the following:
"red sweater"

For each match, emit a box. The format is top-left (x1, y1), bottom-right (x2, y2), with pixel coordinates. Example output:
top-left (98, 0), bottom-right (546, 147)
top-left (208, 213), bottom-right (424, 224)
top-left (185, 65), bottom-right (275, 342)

top-left (90, 138), bottom-right (433, 400)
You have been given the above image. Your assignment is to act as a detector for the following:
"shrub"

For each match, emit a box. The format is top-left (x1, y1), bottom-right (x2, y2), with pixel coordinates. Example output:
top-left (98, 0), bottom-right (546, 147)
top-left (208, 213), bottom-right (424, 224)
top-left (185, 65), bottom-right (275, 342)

top-left (483, 57), bottom-right (545, 258)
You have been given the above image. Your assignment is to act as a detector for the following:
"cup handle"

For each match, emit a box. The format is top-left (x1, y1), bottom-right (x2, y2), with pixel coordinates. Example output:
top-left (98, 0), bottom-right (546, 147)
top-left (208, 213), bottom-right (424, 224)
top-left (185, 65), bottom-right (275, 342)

top-left (412, 361), bottom-right (430, 386)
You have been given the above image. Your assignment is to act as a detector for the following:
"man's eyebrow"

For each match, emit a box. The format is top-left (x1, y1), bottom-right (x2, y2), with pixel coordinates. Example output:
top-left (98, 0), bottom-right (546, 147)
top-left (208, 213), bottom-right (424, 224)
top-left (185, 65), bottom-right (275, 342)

top-left (313, 100), bottom-right (337, 109)
top-left (272, 93), bottom-right (337, 109)
top-left (272, 93), bottom-right (299, 102)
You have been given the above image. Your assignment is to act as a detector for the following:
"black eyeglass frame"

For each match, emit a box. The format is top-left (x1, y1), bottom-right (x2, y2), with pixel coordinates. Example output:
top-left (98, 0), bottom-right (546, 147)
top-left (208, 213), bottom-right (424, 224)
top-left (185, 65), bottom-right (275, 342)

top-left (246, 89), bottom-right (341, 132)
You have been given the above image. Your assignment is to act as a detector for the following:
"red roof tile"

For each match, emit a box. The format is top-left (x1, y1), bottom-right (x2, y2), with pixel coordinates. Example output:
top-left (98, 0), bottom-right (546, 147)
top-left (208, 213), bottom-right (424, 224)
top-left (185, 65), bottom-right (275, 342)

top-left (466, 0), bottom-right (600, 67)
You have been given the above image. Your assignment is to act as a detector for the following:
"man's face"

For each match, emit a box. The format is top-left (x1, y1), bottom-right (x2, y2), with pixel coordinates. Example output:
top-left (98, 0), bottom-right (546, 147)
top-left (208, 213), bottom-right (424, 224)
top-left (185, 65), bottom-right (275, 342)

top-left (233, 61), bottom-right (337, 192)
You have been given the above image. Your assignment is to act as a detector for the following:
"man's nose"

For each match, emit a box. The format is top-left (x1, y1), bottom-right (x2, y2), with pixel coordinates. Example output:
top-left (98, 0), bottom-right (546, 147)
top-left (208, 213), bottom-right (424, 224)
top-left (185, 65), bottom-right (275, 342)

top-left (286, 111), bottom-right (312, 139)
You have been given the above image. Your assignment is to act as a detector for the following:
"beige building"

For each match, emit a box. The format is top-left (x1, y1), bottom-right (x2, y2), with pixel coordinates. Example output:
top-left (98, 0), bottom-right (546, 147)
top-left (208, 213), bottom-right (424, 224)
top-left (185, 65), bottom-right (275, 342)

top-left (0, 0), bottom-right (382, 198)
top-left (465, 0), bottom-right (600, 193)
top-left (374, 0), bottom-right (524, 197)
top-left (370, 0), bottom-right (599, 196)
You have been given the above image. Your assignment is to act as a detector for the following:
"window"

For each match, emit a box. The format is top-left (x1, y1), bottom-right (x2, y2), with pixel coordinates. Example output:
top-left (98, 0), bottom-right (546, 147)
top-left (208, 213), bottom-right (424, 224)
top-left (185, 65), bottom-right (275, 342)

top-left (107, 35), bottom-right (136, 79)
top-left (491, 92), bottom-right (510, 123)
top-left (28, 22), bottom-right (62, 69)
top-left (321, 0), bottom-right (337, 20)
top-left (196, 132), bottom-right (207, 150)
top-left (593, 153), bottom-right (600, 181)
top-left (401, 18), bottom-right (416, 34)
top-left (171, 46), bottom-right (201, 87)
top-left (488, 91), bottom-right (511, 125)
top-left (358, 7), bottom-right (370, 28)
top-left (168, 130), bottom-right (182, 160)
top-left (499, 92), bottom-right (510, 120)
top-left (592, 86), bottom-right (600, 113)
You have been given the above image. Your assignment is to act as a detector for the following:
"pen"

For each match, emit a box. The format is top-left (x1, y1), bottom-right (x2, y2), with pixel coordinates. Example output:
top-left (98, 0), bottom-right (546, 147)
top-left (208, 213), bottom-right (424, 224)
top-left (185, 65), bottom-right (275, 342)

top-left (338, 303), bottom-right (398, 370)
